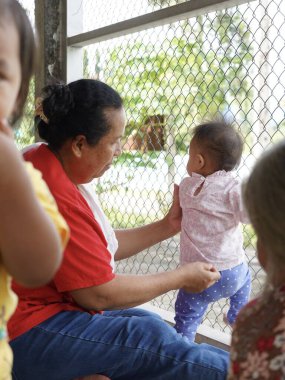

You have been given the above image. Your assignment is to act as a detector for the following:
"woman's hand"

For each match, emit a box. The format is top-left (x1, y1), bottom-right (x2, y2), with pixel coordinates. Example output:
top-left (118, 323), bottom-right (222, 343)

top-left (179, 262), bottom-right (220, 293)
top-left (163, 183), bottom-right (182, 235)
top-left (115, 184), bottom-right (182, 260)
top-left (71, 262), bottom-right (220, 311)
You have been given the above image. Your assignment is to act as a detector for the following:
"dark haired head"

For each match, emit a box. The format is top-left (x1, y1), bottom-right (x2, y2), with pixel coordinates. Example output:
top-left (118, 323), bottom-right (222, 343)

top-left (0, 0), bottom-right (37, 124)
top-left (192, 119), bottom-right (243, 171)
top-left (37, 79), bottom-right (123, 150)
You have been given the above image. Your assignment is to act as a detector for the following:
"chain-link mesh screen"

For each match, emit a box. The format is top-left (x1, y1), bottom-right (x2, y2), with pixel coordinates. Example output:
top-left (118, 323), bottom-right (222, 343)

top-left (16, 0), bottom-right (284, 336)
top-left (16, 0), bottom-right (285, 336)
top-left (70, 0), bottom-right (189, 35)
top-left (16, 0), bottom-right (35, 149)
top-left (76, 0), bottom-right (285, 335)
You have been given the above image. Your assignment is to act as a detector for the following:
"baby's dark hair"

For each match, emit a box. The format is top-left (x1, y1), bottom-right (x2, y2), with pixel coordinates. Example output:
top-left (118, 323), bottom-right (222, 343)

top-left (0, 0), bottom-right (37, 124)
top-left (192, 119), bottom-right (243, 171)
top-left (37, 79), bottom-right (123, 151)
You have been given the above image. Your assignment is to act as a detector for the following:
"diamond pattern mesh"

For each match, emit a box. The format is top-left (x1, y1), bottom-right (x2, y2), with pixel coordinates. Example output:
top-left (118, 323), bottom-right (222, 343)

top-left (80, 0), bottom-right (284, 334)
top-left (17, 0), bottom-right (285, 335)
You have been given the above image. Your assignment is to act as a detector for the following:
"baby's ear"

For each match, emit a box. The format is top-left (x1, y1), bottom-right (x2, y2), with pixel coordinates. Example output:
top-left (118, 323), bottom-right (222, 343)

top-left (197, 153), bottom-right (205, 169)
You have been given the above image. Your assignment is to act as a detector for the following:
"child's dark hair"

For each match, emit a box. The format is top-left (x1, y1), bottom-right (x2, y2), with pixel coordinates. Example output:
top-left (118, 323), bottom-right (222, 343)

top-left (0, 0), bottom-right (37, 124)
top-left (192, 119), bottom-right (243, 171)
top-left (37, 79), bottom-right (123, 151)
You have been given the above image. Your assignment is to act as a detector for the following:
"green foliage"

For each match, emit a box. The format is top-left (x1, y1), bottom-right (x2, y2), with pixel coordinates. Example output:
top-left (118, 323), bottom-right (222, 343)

top-left (15, 77), bottom-right (35, 149)
top-left (243, 224), bottom-right (256, 249)
top-left (105, 9), bottom-right (253, 153)
top-left (271, 121), bottom-right (285, 144)
top-left (147, 0), bottom-right (185, 6)
top-left (104, 207), bottom-right (151, 228)
top-left (83, 49), bottom-right (89, 78)
top-left (114, 151), bottom-right (161, 168)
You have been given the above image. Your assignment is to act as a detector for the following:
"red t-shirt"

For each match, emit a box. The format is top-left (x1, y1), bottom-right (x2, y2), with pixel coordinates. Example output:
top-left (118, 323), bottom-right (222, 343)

top-left (8, 144), bottom-right (115, 340)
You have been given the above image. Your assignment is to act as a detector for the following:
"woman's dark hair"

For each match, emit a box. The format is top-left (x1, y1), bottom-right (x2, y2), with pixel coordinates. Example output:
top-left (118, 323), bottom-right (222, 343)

top-left (37, 79), bottom-right (123, 150)
top-left (192, 119), bottom-right (243, 171)
top-left (0, 0), bottom-right (37, 124)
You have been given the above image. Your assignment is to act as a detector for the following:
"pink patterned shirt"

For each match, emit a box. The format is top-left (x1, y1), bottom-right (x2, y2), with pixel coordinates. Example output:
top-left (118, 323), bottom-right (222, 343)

top-left (179, 171), bottom-right (249, 271)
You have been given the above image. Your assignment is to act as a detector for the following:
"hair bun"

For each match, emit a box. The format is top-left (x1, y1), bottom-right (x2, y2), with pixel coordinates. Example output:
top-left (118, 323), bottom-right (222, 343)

top-left (42, 83), bottom-right (75, 124)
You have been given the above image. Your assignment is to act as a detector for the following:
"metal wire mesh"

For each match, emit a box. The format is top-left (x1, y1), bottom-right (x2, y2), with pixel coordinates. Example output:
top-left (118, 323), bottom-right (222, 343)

top-left (69, 0), bottom-right (189, 35)
top-left (16, 0), bottom-right (285, 336)
top-left (78, 0), bottom-right (285, 334)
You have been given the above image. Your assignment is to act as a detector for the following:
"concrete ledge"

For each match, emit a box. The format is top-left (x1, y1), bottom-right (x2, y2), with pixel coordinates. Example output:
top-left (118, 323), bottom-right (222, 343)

top-left (138, 302), bottom-right (231, 352)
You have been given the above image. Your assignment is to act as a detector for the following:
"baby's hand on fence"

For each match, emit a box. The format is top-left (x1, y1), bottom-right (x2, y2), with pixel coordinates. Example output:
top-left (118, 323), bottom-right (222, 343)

top-left (180, 262), bottom-right (220, 293)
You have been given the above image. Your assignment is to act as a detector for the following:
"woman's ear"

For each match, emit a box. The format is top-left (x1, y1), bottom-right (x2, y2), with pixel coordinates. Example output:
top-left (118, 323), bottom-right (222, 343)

top-left (71, 135), bottom-right (87, 158)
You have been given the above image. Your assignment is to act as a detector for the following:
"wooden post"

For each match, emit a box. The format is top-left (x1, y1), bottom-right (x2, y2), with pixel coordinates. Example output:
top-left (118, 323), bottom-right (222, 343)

top-left (34, 0), bottom-right (67, 140)
top-left (34, 0), bottom-right (67, 96)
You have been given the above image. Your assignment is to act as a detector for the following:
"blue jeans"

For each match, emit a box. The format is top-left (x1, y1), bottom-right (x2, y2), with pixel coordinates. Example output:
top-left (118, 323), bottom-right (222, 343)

top-left (11, 308), bottom-right (229, 380)
top-left (174, 262), bottom-right (251, 341)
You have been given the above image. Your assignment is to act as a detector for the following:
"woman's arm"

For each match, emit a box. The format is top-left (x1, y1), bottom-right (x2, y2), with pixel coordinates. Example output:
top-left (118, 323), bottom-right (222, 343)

top-left (114, 184), bottom-right (182, 260)
top-left (70, 262), bottom-right (220, 311)
top-left (0, 133), bottom-right (63, 287)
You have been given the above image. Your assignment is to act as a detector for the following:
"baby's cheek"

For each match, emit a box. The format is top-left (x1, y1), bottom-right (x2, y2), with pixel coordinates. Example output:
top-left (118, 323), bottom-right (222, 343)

top-left (0, 90), bottom-right (16, 121)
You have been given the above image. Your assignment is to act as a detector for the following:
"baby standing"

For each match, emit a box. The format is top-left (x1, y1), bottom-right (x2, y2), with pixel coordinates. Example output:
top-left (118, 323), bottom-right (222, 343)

top-left (174, 120), bottom-right (251, 342)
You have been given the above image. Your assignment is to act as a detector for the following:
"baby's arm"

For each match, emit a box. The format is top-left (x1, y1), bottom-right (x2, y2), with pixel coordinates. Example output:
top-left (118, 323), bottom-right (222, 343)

top-left (0, 133), bottom-right (65, 287)
top-left (229, 180), bottom-right (250, 224)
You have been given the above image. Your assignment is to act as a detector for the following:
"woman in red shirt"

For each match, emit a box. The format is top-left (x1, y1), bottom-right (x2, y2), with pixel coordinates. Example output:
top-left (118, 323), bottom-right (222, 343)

top-left (9, 79), bottom-right (228, 380)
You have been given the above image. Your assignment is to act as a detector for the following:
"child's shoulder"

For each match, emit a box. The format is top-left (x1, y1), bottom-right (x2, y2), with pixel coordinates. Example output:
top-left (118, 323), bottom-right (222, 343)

top-left (179, 175), bottom-right (201, 192)
top-left (222, 173), bottom-right (242, 193)
top-left (180, 176), bottom-right (192, 186)
top-left (207, 171), bottom-right (242, 191)
top-left (0, 134), bottom-right (23, 176)
top-left (0, 132), bottom-right (17, 153)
